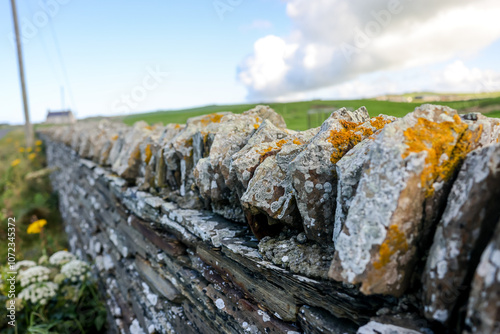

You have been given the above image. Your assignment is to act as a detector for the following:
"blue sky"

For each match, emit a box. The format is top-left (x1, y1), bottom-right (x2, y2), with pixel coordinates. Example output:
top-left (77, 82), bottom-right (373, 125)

top-left (2, 0), bottom-right (500, 124)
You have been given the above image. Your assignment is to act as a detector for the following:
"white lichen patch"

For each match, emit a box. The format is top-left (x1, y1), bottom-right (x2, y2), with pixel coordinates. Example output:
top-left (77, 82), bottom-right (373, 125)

top-left (215, 298), bottom-right (225, 310)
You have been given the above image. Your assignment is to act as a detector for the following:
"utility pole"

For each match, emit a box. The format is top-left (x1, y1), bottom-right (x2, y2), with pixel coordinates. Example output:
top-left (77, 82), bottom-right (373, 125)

top-left (10, 0), bottom-right (34, 147)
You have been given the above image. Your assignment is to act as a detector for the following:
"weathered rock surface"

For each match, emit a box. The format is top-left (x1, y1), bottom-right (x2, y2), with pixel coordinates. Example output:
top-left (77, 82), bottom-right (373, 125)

top-left (153, 123), bottom-right (185, 188)
top-left (333, 138), bottom-right (375, 244)
top-left (464, 219), bottom-right (500, 334)
top-left (289, 107), bottom-right (369, 245)
top-left (357, 321), bottom-right (422, 334)
top-left (111, 121), bottom-right (153, 179)
top-left (422, 143), bottom-right (500, 324)
top-left (290, 108), bottom-right (395, 245)
top-left (229, 119), bottom-right (291, 196)
top-left (329, 105), bottom-right (485, 297)
top-left (194, 105), bottom-right (287, 222)
top-left (259, 234), bottom-right (332, 279)
top-left (298, 305), bottom-right (358, 334)
top-left (162, 112), bottom-right (230, 208)
top-left (240, 128), bottom-right (319, 237)
top-left (38, 104), bottom-right (500, 334)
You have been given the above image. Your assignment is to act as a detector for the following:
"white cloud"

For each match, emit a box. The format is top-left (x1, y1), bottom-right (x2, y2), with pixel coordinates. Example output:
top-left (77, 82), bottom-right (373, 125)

top-left (286, 61), bottom-right (500, 101)
top-left (436, 61), bottom-right (500, 94)
top-left (238, 0), bottom-right (500, 100)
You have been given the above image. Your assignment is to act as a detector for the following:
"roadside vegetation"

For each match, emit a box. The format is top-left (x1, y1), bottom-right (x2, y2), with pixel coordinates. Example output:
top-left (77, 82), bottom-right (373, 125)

top-left (0, 129), bottom-right (107, 333)
top-left (0, 129), bottom-right (66, 260)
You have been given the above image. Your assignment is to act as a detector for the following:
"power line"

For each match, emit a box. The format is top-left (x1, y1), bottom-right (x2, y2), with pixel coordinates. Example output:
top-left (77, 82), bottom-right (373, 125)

top-left (47, 20), bottom-right (77, 116)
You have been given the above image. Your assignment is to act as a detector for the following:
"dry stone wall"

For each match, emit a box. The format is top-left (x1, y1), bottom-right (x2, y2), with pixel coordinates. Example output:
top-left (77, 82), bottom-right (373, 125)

top-left (38, 104), bottom-right (500, 334)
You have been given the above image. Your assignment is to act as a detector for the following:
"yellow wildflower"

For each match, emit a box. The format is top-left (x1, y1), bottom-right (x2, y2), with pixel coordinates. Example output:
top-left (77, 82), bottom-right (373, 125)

top-left (18, 147), bottom-right (25, 153)
top-left (26, 147), bottom-right (33, 153)
top-left (27, 219), bottom-right (47, 234)
top-left (35, 140), bottom-right (42, 146)
top-left (11, 159), bottom-right (21, 167)
top-left (28, 153), bottom-right (36, 160)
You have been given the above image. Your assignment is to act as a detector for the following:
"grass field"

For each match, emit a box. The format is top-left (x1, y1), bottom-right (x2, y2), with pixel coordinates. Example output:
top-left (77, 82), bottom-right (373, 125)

top-left (122, 96), bottom-right (500, 131)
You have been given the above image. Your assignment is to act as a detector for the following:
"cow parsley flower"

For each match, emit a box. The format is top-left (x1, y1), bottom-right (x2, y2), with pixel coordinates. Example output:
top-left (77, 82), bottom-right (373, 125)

top-left (14, 260), bottom-right (36, 271)
top-left (18, 266), bottom-right (51, 288)
top-left (18, 282), bottom-right (58, 305)
top-left (49, 250), bottom-right (76, 266)
top-left (61, 260), bottom-right (90, 283)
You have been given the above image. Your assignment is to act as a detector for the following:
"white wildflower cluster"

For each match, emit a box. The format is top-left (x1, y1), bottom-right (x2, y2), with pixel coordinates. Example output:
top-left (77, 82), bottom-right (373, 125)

top-left (49, 250), bottom-right (76, 266)
top-left (14, 260), bottom-right (36, 271)
top-left (18, 266), bottom-right (51, 287)
top-left (18, 282), bottom-right (58, 305)
top-left (61, 260), bottom-right (90, 283)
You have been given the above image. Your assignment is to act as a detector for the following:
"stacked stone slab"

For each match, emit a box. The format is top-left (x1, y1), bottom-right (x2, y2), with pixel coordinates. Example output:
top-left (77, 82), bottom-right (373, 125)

top-left (38, 104), bottom-right (500, 333)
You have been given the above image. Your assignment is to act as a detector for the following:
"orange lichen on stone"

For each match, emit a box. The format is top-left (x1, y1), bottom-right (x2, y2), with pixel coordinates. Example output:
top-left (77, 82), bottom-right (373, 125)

top-left (111, 135), bottom-right (119, 141)
top-left (292, 138), bottom-right (304, 145)
top-left (370, 116), bottom-right (393, 130)
top-left (402, 115), bottom-right (471, 196)
top-left (258, 139), bottom-right (290, 155)
top-left (474, 124), bottom-right (483, 144)
top-left (200, 113), bottom-right (225, 126)
top-left (328, 129), bottom-right (363, 164)
top-left (184, 137), bottom-right (194, 148)
top-left (254, 123), bottom-right (260, 129)
top-left (174, 124), bottom-right (181, 129)
top-left (328, 117), bottom-right (394, 164)
top-left (373, 224), bottom-right (408, 270)
top-left (144, 144), bottom-right (152, 164)
top-left (339, 119), bottom-right (359, 131)
top-left (200, 131), bottom-right (210, 145)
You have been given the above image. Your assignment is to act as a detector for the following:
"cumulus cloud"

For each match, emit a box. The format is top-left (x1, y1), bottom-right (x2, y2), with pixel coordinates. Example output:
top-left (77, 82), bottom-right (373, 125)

top-left (436, 61), bottom-right (500, 93)
top-left (238, 0), bottom-right (500, 100)
top-left (278, 61), bottom-right (500, 102)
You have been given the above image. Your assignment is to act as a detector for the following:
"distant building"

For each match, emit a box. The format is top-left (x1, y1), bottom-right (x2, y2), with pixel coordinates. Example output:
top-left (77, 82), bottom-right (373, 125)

top-left (45, 110), bottom-right (76, 124)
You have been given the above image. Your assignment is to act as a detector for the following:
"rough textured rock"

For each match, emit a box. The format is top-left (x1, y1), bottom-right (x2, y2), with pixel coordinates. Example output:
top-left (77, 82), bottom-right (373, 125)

top-left (194, 105), bottom-right (286, 222)
top-left (422, 143), bottom-right (500, 324)
top-left (259, 234), bottom-right (332, 279)
top-left (111, 121), bottom-right (153, 179)
top-left (357, 321), bottom-right (422, 334)
top-left (329, 105), bottom-right (484, 297)
top-left (240, 128), bottom-right (319, 237)
top-left (153, 123), bottom-right (185, 188)
top-left (38, 104), bottom-right (500, 334)
top-left (137, 126), bottom-right (164, 190)
top-left (333, 138), bottom-right (375, 244)
top-left (298, 306), bottom-right (358, 334)
top-left (162, 113), bottom-right (230, 207)
top-left (290, 108), bottom-right (394, 245)
top-left (40, 131), bottom-right (395, 333)
top-left (229, 120), bottom-right (291, 196)
top-left (464, 219), bottom-right (500, 334)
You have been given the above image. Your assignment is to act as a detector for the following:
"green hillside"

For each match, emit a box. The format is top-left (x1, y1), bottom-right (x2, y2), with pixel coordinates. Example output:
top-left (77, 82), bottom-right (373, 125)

top-left (122, 96), bottom-right (500, 131)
